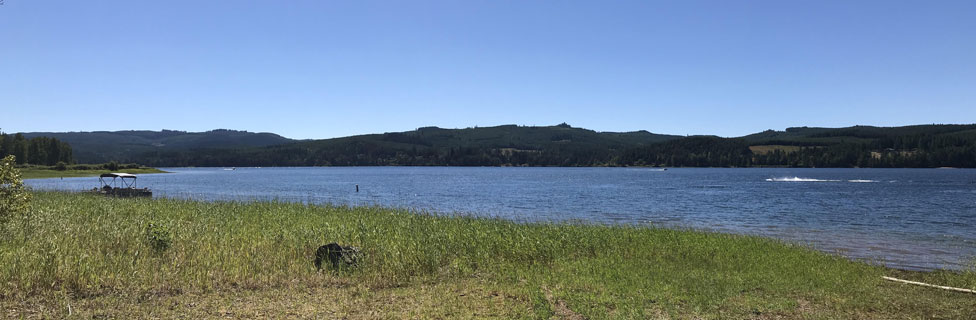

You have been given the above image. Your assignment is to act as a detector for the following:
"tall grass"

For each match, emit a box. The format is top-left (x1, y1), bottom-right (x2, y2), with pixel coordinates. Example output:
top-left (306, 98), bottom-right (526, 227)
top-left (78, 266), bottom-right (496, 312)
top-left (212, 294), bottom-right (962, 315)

top-left (2, 192), bottom-right (974, 318)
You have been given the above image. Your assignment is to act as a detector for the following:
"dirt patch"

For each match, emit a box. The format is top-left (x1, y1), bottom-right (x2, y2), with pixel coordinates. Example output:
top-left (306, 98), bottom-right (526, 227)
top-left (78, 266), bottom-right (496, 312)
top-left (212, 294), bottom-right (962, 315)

top-left (541, 285), bottom-right (585, 320)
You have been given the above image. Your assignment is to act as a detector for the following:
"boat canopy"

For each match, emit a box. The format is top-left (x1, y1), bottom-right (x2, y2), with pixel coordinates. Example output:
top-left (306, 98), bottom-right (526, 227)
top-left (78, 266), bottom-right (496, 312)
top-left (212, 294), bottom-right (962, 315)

top-left (99, 172), bottom-right (140, 188)
top-left (100, 173), bottom-right (138, 179)
top-left (92, 172), bottom-right (150, 197)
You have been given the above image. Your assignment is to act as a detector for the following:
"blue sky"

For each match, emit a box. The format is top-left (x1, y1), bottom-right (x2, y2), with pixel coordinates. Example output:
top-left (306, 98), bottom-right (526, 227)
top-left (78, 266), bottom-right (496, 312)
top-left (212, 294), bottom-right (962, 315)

top-left (2, 1), bottom-right (974, 139)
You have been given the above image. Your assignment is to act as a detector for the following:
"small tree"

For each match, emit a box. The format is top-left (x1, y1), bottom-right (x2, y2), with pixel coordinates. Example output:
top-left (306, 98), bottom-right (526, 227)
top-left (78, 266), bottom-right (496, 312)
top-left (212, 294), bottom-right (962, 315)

top-left (54, 161), bottom-right (68, 171)
top-left (0, 155), bottom-right (32, 228)
top-left (104, 161), bottom-right (119, 171)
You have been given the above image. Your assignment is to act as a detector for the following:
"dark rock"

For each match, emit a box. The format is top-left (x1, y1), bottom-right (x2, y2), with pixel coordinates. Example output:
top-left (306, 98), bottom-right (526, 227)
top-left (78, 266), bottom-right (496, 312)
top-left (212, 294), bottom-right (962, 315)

top-left (314, 242), bottom-right (361, 270)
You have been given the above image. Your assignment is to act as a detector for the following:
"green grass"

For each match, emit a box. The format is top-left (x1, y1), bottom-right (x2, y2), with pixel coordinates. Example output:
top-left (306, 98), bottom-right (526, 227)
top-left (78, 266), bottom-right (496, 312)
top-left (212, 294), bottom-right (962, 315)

top-left (1, 192), bottom-right (974, 318)
top-left (20, 167), bottom-right (168, 179)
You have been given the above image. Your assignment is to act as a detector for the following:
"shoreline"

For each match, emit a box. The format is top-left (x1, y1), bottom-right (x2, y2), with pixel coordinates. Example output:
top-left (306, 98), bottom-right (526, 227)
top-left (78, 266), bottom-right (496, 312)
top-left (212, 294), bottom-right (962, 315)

top-left (24, 167), bottom-right (976, 272)
top-left (20, 167), bottom-right (169, 179)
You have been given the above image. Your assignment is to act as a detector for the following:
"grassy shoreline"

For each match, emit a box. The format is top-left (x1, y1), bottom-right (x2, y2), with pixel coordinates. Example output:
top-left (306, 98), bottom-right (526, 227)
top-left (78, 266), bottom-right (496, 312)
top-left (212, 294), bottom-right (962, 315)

top-left (20, 167), bottom-right (168, 179)
top-left (1, 192), bottom-right (974, 318)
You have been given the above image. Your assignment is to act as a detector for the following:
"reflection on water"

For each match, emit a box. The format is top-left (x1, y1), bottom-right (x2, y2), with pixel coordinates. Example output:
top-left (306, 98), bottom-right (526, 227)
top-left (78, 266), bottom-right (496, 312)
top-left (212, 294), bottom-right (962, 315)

top-left (27, 167), bottom-right (976, 271)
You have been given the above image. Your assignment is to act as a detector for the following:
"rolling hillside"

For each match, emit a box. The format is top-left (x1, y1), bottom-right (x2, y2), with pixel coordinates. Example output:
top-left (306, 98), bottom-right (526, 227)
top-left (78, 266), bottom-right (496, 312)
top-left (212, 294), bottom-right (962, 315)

top-left (133, 124), bottom-right (682, 167)
top-left (16, 124), bottom-right (976, 168)
top-left (742, 124), bottom-right (976, 146)
top-left (21, 129), bottom-right (293, 164)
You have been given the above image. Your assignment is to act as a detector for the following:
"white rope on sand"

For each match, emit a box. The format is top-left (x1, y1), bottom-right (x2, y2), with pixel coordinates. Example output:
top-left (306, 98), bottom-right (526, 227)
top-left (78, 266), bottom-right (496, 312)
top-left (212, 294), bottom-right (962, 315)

top-left (882, 276), bottom-right (976, 294)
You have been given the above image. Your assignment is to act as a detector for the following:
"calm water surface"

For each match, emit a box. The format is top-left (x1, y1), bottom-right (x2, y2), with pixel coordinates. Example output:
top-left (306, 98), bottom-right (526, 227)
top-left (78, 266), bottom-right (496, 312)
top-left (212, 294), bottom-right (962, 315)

top-left (27, 167), bottom-right (976, 271)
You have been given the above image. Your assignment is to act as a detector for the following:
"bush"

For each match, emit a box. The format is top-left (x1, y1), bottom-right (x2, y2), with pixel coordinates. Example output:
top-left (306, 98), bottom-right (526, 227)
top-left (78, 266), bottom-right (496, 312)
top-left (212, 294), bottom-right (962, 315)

top-left (103, 161), bottom-right (119, 171)
top-left (70, 164), bottom-right (93, 170)
top-left (144, 221), bottom-right (173, 253)
top-left (54, 161), bottom-right (68, 171)
top-left (0, 155), bottom-right (32, 227)
top-left (122, 163), bottom-right (142, 169)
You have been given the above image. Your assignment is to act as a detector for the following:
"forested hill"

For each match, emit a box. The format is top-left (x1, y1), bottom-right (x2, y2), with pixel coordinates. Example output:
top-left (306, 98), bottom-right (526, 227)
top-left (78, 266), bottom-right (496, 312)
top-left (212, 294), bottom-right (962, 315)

top-left (134, 124), bottom-right (682, 167)
top-left (739, 124), bottom-right (976, 167)
top-left (20, 129), bottom-right (293, 164)
top-left (17, 124), bottom-right (976, 168)
top-left (619, 124), bottom-right (976, 168)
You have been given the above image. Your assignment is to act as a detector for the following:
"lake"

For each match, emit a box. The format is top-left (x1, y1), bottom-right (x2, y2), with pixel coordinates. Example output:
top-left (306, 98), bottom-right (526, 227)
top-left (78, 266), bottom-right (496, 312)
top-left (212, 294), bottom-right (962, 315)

top-left (26, 167), bottom-right (976, 271)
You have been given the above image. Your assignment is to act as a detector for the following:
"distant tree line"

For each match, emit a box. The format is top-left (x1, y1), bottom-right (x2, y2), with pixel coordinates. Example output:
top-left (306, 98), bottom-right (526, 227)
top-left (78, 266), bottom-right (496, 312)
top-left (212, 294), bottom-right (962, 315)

top-left (622, 134), bottom-right (975, 168)
top-left (0, 132), bottom-right (74, 166)
top-left (132, 143), bottom-right (621, 167)
top-left (623, 138), bottom-right (974, 168)
top-left (127, 133), bottom-right (976, 168)
top-left (14, 124), bottom-right (976, 168)
top-left (617, 136), bottom-right (753, 167)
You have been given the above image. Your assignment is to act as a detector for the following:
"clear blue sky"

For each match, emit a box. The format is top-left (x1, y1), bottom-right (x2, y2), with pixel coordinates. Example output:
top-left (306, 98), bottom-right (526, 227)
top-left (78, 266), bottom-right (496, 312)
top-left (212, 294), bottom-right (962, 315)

top-left (2, 1), bottom-right (974, 139)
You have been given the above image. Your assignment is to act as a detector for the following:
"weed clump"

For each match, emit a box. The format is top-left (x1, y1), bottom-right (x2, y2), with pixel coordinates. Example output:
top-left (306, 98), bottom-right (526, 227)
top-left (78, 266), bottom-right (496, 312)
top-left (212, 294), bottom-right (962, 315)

top-left (315, 242), bottom-right (362, 271)
top-left (144, 221), bottom-right (173, 253)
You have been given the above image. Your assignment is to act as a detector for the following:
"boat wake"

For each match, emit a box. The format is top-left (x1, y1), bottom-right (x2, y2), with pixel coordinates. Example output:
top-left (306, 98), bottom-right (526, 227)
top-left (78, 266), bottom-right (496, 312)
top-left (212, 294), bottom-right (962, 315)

top-left (765, 177), bottom-right (879, 183)
top-left (765, 177), bottom-right (840, 182)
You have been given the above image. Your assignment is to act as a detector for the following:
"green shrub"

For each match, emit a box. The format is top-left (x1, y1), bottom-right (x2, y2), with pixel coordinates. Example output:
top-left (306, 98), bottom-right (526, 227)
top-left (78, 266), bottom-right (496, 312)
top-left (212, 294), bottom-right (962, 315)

top-left (122, 163), bottom-right (142, 169)
top-left (54, 161), bottom-right (68, 171)
top-left (144, 221), bottom-right (173, 253)
top-left (104, 161), bottom-right (119, 171)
